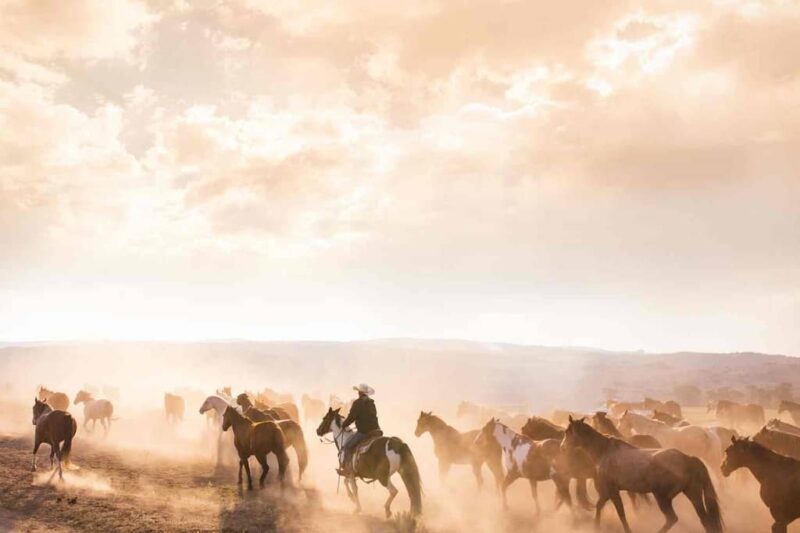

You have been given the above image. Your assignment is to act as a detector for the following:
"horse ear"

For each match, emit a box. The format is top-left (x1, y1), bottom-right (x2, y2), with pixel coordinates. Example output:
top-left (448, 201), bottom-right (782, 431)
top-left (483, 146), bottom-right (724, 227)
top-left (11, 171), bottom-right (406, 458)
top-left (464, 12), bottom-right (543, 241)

top-left (427, 410), bottom-right (432, 416)
top-left (334, 407), bottom-right (341, 413)
top-left (579, 416), bottom-right (586, 423)
top-left (730, 435), bottom-right (736, 444)
top-left (568, 415), bottom-right (573, 423)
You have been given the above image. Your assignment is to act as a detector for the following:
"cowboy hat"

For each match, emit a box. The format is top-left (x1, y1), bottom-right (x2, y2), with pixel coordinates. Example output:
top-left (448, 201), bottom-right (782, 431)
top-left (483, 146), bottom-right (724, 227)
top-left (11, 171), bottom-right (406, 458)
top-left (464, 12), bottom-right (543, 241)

top-left (353, 383), bottom-right (375, 396)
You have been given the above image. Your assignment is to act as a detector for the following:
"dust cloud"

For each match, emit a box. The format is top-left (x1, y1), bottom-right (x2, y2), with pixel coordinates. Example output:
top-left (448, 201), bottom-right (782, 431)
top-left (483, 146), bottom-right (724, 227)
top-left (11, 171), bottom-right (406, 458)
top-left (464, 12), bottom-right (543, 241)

top-left (0, 341), bottom-right (796, 531)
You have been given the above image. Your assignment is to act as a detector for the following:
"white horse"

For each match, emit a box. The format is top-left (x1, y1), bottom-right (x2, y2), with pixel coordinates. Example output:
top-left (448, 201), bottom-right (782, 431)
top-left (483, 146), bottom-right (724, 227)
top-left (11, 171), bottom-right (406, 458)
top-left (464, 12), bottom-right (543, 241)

top-left (74, 390), bottom-right (114, 436)
top-left (199, 395), bottom-right (235, 466)
top-left (315, 408), bottom-right (422, 518)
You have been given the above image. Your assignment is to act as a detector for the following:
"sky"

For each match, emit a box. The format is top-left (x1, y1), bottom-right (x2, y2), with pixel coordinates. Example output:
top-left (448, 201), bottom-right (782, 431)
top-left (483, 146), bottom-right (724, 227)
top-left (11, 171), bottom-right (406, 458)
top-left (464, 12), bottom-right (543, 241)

top-left (0, 0), bottom-right (798, 354)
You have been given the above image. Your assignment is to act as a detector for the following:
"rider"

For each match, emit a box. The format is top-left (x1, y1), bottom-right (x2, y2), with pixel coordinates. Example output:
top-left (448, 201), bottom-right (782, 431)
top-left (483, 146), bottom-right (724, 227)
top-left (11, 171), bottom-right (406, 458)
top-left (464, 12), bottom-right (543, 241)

top-left (337, 383), bottom-right (381, 476)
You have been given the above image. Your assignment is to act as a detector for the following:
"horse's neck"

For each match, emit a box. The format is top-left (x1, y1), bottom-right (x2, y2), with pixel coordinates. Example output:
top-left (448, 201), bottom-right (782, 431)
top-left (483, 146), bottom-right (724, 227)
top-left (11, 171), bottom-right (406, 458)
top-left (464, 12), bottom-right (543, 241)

top-left (331, 419), bottom-right (354, 447)
top-left (230, 413), bottom-right (253, 440)
top-left (745, 450), bottom-right (789, 482)
top-left (35, 407), bottom-right (52, 423)
top-left (429, 418), bottom-right (457, 440)
top-left (493, 424), bottom-right (521, 451)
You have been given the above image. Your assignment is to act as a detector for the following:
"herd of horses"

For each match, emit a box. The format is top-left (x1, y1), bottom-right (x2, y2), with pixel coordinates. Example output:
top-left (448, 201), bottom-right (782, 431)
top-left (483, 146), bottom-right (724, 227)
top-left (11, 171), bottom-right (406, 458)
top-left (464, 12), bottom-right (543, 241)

top-left (26, 385), bottom-right (800, 531)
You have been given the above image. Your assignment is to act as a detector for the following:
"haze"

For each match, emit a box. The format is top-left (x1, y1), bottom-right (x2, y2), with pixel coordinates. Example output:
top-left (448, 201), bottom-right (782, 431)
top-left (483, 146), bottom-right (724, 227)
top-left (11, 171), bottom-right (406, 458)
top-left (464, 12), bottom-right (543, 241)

top-left (1, 0), bottom-right (799, 354)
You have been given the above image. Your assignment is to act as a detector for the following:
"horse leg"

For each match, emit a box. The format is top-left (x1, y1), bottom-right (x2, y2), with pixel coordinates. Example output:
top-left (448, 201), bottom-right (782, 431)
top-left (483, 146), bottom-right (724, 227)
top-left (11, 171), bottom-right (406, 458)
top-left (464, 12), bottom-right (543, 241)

top-left (349, 478), bottom-right (362, 514)
top-left (488, 456), bottom-right (504, 495)
top-left (610, 490), bottom-right (632, 533)
top-left (276, 450), bottom-right (289, 490)
top-left (438, 460), bottom-right (450, 485)
top-left (384, 477), bottom-right (399, 519)
top-left (31, 439), bottom-right (41, 472)
top-left (471, 460), bottom-right (484, 491)
top-left (256, 454), bottom-right (269, 488)
top-left (242, 456), bottom-right (253, 490)
top-left (101, 418), bottom-right (108, 437)
top-left (53, 442), bottom-right (63, 481)
top-left (501, 471), bottom-right (520, 510)
top-left (654, 492), bottom-right (678, 533)
top-left (684, 485), bottom-right (709, 530)
top-left (772, 522), bottom-right (788, 533)
top-left (528, 479), bottom-right (540, 515)
top-left (594, 486), bottom-right (610, 529)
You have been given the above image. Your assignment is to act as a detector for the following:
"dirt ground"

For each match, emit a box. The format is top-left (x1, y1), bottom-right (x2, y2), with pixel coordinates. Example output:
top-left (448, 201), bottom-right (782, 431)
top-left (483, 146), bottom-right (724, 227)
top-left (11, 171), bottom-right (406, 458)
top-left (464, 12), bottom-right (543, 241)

top-left (0, 401), bottom-right (797, 532)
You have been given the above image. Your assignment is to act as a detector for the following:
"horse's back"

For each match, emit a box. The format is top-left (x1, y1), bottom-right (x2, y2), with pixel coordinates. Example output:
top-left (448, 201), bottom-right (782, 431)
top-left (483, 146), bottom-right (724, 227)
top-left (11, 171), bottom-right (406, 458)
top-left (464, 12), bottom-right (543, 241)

top-left (36, 410), bottom-right (77, 442)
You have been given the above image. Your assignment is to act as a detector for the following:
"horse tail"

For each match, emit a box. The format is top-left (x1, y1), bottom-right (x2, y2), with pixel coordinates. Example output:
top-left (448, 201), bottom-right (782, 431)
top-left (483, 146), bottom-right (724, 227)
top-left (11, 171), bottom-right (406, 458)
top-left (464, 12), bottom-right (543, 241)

top-left (292, 425), bottom-right (308, 482)
top-left (62, 413), bottom-right (75, 466)
top-left (391, 440), bottom-right (423, 516)
top-left (692, 457), bottom-right (723, 532)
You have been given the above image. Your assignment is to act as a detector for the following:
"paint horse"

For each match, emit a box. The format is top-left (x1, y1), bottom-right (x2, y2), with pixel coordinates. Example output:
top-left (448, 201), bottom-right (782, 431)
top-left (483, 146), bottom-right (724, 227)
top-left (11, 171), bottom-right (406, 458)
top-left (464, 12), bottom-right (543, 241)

top-left (317, 407), bottom-right (422, 518)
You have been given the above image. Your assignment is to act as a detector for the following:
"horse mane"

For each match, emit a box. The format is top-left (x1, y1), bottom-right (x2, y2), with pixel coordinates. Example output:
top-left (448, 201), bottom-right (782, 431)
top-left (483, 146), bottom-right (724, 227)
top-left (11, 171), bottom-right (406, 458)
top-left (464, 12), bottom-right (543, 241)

top-left (593, 413), bottom-right (623, 437)
top-left (624, 410), bottom-right (669, 430)
top-left (737, 437), bottom-right (799, 466)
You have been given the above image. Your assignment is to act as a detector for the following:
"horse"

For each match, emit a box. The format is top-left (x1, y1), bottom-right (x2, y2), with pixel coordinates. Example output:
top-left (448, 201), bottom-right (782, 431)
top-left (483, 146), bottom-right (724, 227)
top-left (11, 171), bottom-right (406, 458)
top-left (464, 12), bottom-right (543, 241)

top-left (722, 436), bottom-right (800, 533)
top-left (236, 399), bottom-right (308, 482)
top-left (708, 399), bottom-right (765, 430)
top-left (592, 411), bottom-right (662, 449)
top-left (475, 418), bottom-right (575, 513)
top-left (237, 393), bottom-right (293, 422)
top-left (753, 426), bottom-right (800, 461)
top-left (301, 394), bottom-right (326, 422)
top-left (255, 390), bottom-right (300, 421)
top-left (31, 399), bottom-right (77, 481)
top-left (520, 416), bottom-right (596, 510)
top-left (551, 409), bottom-right (590, 427)
top-left (778, 400), bottom-right (800, 426)
top-left (563, 416), bottom-right (723, 533)
top-left (74, 390), bottom-right (114, 435)
top-left (644, 397), bottom-right (682, 419)
top-left (767, 418), bottom-right (800, 437)
top-left (316, 407), bottom-right (422, 518)
top-left (618, 411), bottom-right (720, 467)
top-left (414, 411), bottom-right (502, 491)
top-left (521, 416), bottom-right (564, 440)
top-left (37, 386), bottom-right (70, 411)
top-left (221, 406), bottom-right (289, 490)
top-left (652, 410), bottom-right (687, 427)
top-left (164, 393), bottom-right (185, 424)
top-left (199, 394), bottom-right (234, 465)
top-left (607, 400), bottom-right (646, 418)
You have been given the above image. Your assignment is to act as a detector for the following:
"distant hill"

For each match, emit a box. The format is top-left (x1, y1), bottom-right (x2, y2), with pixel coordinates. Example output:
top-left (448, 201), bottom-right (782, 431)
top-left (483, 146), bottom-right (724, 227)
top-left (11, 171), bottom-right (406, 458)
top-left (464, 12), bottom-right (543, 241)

top-left (0, 340), bottom-right (797, 413)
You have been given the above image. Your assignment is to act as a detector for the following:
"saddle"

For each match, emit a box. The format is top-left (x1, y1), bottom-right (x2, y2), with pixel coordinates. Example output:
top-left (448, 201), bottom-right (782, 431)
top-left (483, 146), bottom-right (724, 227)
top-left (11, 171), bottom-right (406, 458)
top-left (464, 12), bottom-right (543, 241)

top-left (347, 430), bottom-right (384, 476)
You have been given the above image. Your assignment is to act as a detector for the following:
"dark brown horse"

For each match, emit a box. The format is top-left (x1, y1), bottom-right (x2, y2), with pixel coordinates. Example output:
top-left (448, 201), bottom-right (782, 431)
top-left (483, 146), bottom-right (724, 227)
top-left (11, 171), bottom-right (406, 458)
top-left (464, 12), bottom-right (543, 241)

top-left (237, 400), bottom-right (308, 481)
top-left (164, 393), bottom-right (185, 424)
top-left (37, 386), bottom-right (69, 411)
top-left (563, 416), bottom-right (722, 533)
top-left (521, 416), bottom-right (595, 510)
top-left (415, 411), bottom-right (502, 491)
top-left (754, 426), bottom-right (800, 461)
top-left (221, 406), bottom-right (289, 490)
top-left (31, 399), bottom-right (77, 481)
top-left (722, 436), bottom-right (800, 533)
top-left (778, 400), bottom-right (800, 426)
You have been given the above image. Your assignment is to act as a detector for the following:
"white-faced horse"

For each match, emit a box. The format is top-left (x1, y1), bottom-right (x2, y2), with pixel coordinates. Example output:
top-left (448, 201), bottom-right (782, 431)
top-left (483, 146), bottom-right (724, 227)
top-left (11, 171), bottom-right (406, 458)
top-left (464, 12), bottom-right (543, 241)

top-left (199, 394), bottom-right (235, 466)
top-left (73, 390), bottom-right (114, 436)
top-left (316, 408), bottom-right (422, 518)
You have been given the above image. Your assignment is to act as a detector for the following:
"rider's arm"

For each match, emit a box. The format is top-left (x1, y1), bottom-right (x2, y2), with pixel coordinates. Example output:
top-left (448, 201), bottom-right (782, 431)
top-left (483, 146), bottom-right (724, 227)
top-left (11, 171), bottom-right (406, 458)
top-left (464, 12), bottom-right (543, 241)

top-left (341, 400), bottom-right (360, 428)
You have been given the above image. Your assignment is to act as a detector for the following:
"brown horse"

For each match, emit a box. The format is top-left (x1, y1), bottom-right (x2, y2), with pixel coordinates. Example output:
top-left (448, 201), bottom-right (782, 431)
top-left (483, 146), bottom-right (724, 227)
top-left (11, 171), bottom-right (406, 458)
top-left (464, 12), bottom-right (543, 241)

top-left (766, 418), bottom-right (800, 437)
top-left (221, 406), bottom-right (289, 490)
top-left (521, 416), bottom-right (565, 440)
top-left (237, 400), bottom-right (308, 482)
top-left (414, 411), bottom-right (502, 491)
top-left (164, 393), bottom-right (185, 424)
top-left (563, 416), bottom-right (723, 533)
top-left (709, 399), bottom-right (765, 430)
top-left (644, 398), bottom-right (682, 419)
top-left (31, 399), bottom-right (77, 481)
top-left (651, 410), bottom-right (687, 427)
top-left (722, 436), bottom-right (800, 533)
top-left (521, 416), bottom-right (595, 510)
top-left (301, 394), bottom-right (326, 422)
top-left (37, 386), bottom-right (70, 411)
top-left (754, 426), bottom-right (800, 461)
top-left (592, 411), bottom-right (662, 449)
top-left (778, 400), bottom-right (800, 426)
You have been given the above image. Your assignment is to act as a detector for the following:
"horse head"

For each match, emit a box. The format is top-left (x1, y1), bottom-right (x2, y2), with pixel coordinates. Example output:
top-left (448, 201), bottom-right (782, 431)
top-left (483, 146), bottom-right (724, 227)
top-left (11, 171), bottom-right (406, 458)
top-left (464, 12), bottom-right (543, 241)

top-left (562, 415), bottom-right (591, 452)
top-left (74, 390), bottom-right (91, 405)
top-left (414, 411), bottom-right (433, 437)
top-left (32, 398), bottom-right (50, 425)
top-left (721, 436), bottom-right (756, 477)
top-left (316, 407), bottom-right (341, 437)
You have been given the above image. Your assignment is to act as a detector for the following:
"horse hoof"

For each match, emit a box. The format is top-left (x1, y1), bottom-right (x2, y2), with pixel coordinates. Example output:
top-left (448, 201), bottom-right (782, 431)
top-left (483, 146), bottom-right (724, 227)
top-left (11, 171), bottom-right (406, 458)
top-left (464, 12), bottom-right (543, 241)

top-left (385, 509), bottom-right (393, 519)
